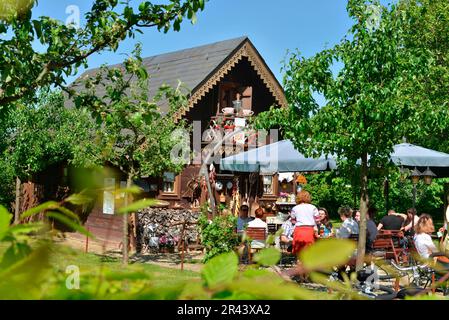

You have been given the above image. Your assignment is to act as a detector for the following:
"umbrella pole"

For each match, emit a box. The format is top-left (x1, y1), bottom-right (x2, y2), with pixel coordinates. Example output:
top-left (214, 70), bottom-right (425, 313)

top-left (412, 184), bottom-right (417, 230)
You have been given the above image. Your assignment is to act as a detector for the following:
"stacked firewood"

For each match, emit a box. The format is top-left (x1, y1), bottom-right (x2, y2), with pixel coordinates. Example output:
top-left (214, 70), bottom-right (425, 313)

top-left (136, 208), bottom-right (200, 252)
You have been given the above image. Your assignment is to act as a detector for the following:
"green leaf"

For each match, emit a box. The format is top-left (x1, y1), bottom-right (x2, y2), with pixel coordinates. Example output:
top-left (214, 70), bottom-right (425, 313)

top-left (116, 199), bottom-right (160, 214)
top-left (20, 201), bottom-right (59, 220)
top-left (0, 206), bottom-right (12, 241)
top-left (202, 251), bottom-right (238, 288)
top-left (55, 206), bottom-right (81, 223)
top-left (32, 20), bottom-right (42, 39)
top-left (0, 242), bottom-right (32, 269)
top-left (65, 193), bottom-right (94, 206)
top-left (253, 247), bottom-right (281, 266)
top-left (45, 212), bottom-right (93, 237)
top-left (299, 238), bottom-right (356, 271)
top-left (114, 185), bottom-right (143, 195)
top-left (8, 223), bottom-right (45, 236)
top-left (199, 0), bottom-right (205, 10)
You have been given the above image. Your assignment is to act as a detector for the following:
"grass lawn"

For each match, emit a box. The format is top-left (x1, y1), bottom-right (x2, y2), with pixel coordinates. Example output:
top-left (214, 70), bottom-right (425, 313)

top-left (49, 244), bottom-right (200, 284)
top-left (0, 242), bottom-right (200, 286)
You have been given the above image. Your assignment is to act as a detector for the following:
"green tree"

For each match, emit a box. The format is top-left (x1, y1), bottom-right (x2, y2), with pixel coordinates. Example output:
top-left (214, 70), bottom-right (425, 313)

top-left (256, 0), bottom-right (437, 270)
top-left (0, 89), bottom-right (100, 221)
top-left (397, 0), bottom-right (449, 152)
top-left (0, 0), bottom-right (207, 114)
top-left (73, 46), bottom-right (190, 264)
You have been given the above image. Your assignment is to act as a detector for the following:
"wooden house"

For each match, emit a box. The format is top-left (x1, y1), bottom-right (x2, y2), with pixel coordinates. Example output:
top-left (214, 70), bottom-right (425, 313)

top-left (34, 37), bottom-right (287, 249)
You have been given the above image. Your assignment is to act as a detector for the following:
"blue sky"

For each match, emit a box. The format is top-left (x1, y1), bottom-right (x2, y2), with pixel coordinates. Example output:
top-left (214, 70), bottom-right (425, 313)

top-left (33, 0), bottom-right (392, 85)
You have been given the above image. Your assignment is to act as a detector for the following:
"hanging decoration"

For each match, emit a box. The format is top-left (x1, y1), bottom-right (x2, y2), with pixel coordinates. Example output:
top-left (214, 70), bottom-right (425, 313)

top-left (296, 174), bottom-right (307, 185)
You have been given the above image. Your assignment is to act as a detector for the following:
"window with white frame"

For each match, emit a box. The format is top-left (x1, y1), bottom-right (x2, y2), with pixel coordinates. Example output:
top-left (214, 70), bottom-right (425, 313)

top-left (162, 172), bottom-right (175, 193)
top-left (262, 175), bottom-right (274, 194)
top-left (103, 178), bottom-right (115, 214)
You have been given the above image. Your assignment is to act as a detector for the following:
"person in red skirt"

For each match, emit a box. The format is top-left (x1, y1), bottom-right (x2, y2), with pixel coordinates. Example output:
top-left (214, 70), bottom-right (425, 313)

top-left (291, 190), bottom-right (319, 255)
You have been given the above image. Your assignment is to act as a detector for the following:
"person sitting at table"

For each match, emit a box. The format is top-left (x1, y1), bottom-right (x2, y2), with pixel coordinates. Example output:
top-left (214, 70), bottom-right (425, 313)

top-left (391, 208), bottom-right (420, 236)
top-left (280, 212), bottom-right (296, 252)
top-left (414, 214), bottom-right (449, 270)
top-left (353, 210), bottom-right (361, 223)
top-left (247, 207), bottom-right (268, 249)
top-left (336, 206), bottom-right (359, 239)
top-left (237, 203), bottom-right (253, 233)
top-left (316, 207), bottom-right (334, 238)
top-left (263, 204), bottom-right (275, 222)
top-left (366, 207), bottom-right (378, 252)
top-left (377, 209), bottom-right (404, 231)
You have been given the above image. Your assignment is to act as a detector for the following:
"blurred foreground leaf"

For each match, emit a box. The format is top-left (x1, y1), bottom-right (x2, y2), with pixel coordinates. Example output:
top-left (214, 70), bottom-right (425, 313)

top-left (254, 248), bottom-right (281, 266)
top-left (46, 212), bottom-right (93, 237)
top-left (202, 252), bottom-right (238, 289)
top-left (117, 199), bottom-right (161, 214)
top-left (0, 205), bottom-right (12, 240)
top-left (300, 238), bottom-right (356, 271)
top-left (65, 193), bottom-right (94, 206)
top-left (20, 201), bottom-right (59, 220)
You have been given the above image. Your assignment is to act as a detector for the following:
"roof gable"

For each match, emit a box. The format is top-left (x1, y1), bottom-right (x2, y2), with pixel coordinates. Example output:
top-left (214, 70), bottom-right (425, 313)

top-left (69, 37), bottom-right (286, 115)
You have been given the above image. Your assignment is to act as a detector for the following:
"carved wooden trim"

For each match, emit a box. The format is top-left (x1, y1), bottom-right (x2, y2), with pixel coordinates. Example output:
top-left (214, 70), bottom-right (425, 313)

top-left (173, 40), bottom-right (287, 121)
top-left (241, 43), bottom-right (288, 110)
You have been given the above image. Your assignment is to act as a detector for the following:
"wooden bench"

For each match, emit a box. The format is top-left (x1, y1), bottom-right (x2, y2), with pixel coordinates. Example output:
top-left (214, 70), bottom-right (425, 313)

top-left (244, 227), bottom-right (267, 263)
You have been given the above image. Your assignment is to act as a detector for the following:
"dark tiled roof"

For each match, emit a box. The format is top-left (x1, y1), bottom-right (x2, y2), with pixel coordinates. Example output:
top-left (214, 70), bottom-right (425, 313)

top-left (68, 36), bottom-right (249, 113)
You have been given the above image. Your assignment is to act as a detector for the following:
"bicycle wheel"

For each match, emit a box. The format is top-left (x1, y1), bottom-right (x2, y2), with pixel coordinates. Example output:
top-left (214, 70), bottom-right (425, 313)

top-left (396, 286), bottom-right (426, 299)
top-left (359, 285), bottom-right (397, 300)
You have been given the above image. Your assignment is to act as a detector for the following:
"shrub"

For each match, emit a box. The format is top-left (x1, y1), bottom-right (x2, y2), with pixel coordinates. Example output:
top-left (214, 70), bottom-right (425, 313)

top-left (197, 210), bottom-right (239, 263)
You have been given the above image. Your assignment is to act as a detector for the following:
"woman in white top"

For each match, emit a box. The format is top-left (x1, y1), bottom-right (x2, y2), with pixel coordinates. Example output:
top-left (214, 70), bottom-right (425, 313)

top-left (247, 207), bottom-right (268, 249)
top-left (291, 190), bottom-right (319, 255)
top-left (414, 214), bottom-right (438, 259)
top-left (413, 214), bottom-right (449, 271)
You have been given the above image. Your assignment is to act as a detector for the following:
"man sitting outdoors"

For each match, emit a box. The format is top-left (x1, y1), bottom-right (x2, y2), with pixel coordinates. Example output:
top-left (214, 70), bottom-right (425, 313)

top-left (280, 212), bottom-right (296, 252)
top-left (247, 208), bottom-right (268, 249)
top-left (377, 209), bottom-right (404, 231)
top-left (336, 206), bottom-right (359, 239)
top-left (237, 203), bottom-right (253, 233)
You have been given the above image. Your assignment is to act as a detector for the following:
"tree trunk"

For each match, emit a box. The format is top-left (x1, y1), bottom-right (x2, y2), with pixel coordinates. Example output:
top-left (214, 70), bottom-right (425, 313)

top-left (356, 153), bottom-right (369, 271)
top-left (122, 173), bottom-right (133, 265)
top-left (14, 176), bottom-right (21, 224)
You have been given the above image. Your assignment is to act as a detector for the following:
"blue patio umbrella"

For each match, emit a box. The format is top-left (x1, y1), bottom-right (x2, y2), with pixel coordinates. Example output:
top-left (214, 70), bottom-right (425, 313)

top-left (221, 140), bottom-right (449, 176)
top-left (220, 139), bottom-right (337, 173)
top-left (390, 143), bottom-right (449, 174)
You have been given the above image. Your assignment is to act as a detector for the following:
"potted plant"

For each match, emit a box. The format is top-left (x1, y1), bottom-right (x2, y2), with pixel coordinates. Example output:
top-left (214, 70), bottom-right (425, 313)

top-left (158, 234), bottom-right (177, 253)
top-left (223, 119), bottom-right (235, 130)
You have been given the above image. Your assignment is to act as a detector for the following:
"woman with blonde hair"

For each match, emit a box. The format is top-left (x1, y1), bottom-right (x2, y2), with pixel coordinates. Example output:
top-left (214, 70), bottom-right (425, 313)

top-left (414, 214), bottom-right (449, 269)
top-left (291, 190), bottom-right (319, 255)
